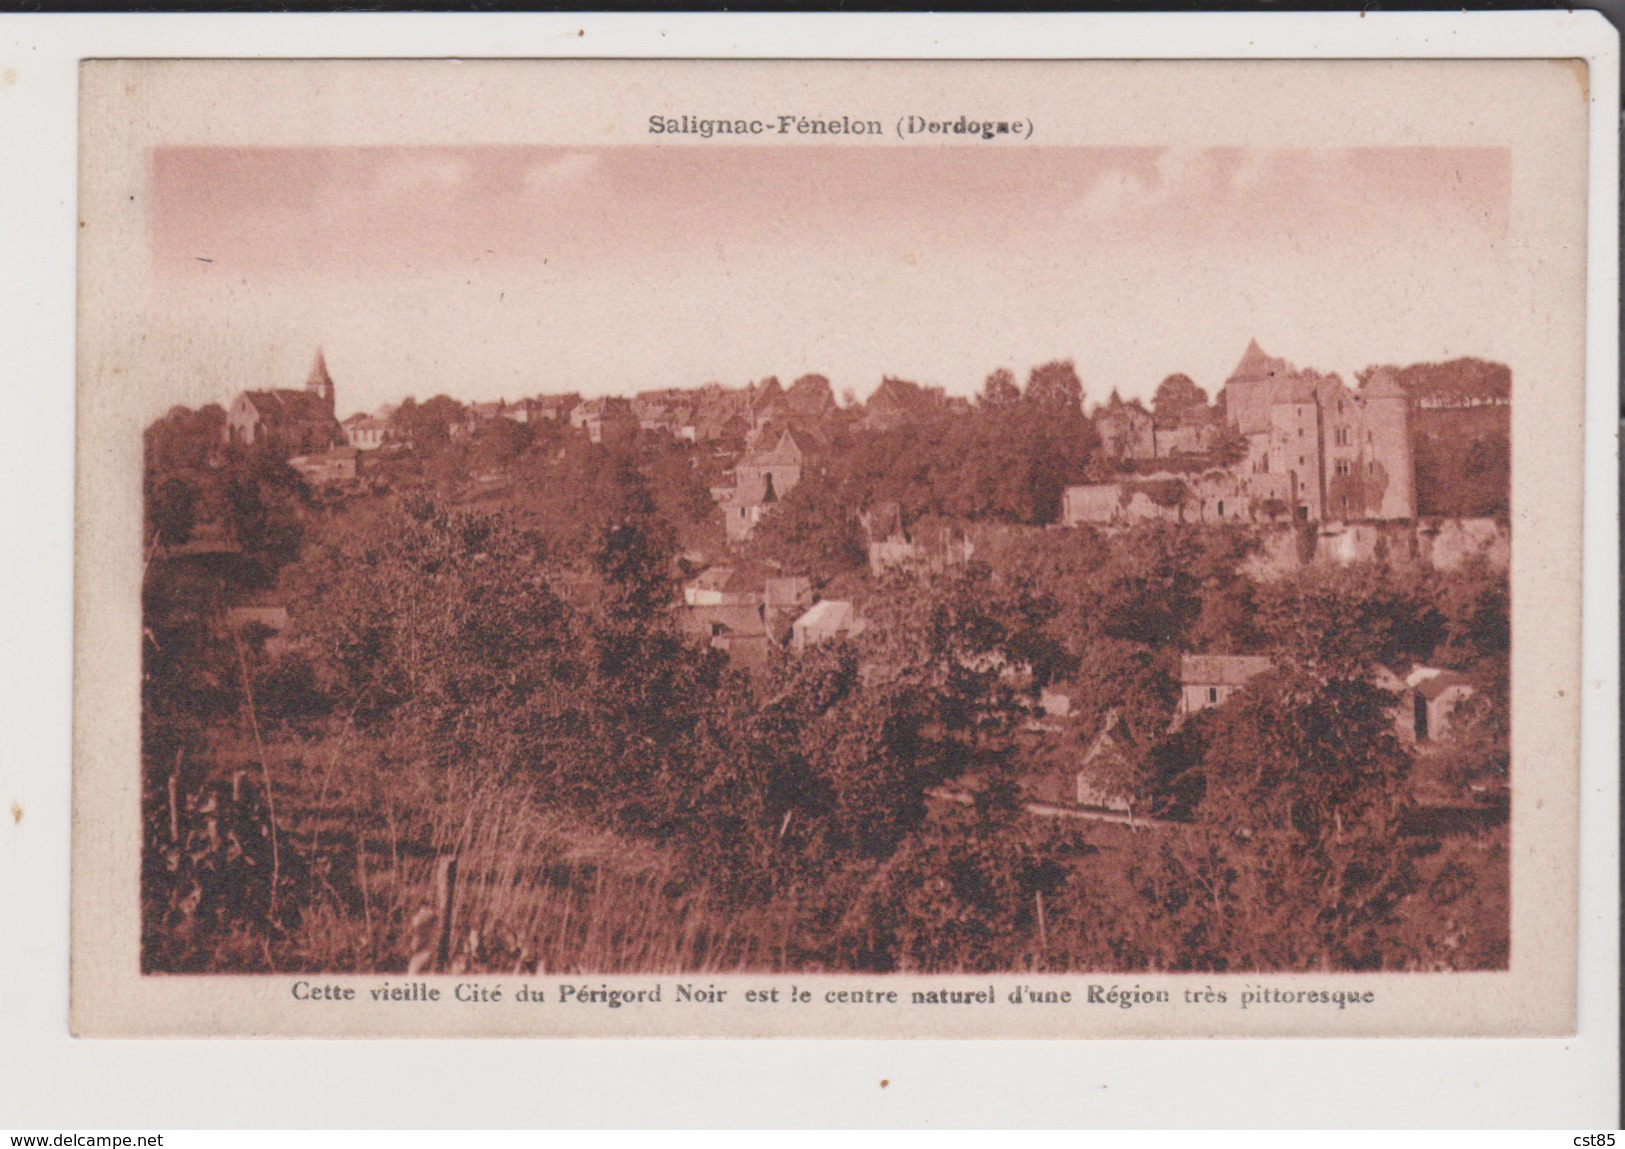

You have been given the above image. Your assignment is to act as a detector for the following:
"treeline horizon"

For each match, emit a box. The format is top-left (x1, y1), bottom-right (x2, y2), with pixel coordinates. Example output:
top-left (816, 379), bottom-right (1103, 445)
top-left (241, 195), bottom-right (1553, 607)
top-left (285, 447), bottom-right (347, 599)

top-left (151, 351), bottom-right (1512, 429)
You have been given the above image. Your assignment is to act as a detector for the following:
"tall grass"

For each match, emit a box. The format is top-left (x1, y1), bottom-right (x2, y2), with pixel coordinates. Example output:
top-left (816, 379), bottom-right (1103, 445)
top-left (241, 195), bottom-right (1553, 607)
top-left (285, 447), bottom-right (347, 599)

top-left (147, 730), bottom-right (797, 975)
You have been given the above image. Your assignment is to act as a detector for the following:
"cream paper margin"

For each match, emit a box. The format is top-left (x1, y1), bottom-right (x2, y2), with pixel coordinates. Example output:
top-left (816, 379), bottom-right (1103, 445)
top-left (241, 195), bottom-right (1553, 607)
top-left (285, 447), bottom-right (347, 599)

top-left (72, 56), bottom-right (1586, 1040)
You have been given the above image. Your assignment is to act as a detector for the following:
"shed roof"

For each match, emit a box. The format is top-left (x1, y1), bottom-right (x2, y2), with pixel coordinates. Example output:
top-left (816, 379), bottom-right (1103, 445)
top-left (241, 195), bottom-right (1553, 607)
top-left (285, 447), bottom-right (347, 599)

top-left (1406, 666), bottom-right (1475, 700)
top-left (683, 603), bottom-right (766, 638)
top-left (794, 599), bottom-right (855, 633)
top-left (1180, 653), bottom-right (1274, 687)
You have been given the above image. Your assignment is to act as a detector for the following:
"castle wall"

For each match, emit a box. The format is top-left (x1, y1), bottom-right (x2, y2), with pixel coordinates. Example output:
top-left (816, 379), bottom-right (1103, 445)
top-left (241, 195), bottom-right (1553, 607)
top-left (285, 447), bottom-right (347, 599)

top-left (1239, 519), bottom-right (1508, 582)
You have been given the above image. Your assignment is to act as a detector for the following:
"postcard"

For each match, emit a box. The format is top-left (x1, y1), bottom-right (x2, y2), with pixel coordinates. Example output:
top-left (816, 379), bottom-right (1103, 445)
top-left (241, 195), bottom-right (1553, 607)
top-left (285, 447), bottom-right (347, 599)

top-left (71, 52), bottom-right (1593, 1039)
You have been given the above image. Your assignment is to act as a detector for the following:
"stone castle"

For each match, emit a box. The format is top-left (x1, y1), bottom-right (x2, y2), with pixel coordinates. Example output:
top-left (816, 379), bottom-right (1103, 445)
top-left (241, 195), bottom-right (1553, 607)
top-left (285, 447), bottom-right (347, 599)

top-left (1067, 341), bottom-right (1418, 527)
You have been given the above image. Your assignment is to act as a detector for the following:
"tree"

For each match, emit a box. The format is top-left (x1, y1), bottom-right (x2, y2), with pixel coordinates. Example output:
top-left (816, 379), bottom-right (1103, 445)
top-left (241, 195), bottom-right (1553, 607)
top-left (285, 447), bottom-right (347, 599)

top-left (1024, 360), bottom-right (1085, 418)
top-left (147, 476), bottom-right (200, 546)
top-left (978, 368), bottom-right (1021, 409)
top-left (1121, 664), bottom-right (1421, 971)
top-left (1152, 374), bottom-right (1208, 425)
top-left (742, 472), bottom-right (866, 584)
top-left (1190, 668), bottom-right (1408, 838)
top-left (1209, 420), bottom-right (1249, 468)
top-left (219, 451), bottom-right (307, 579)
top-left (859, 562), bottom-right (1050, 755)
top-left (1138, 477), bottom-right (1188, 511)
top-left (787, 374), bottom-right (835, 419)
top-left (1252, 564), bottom-right (1441, 681)
top-left (468, 416), bottom-right (534, 472)
top-left (144, 404), bottom-right (226, 475)
top-left (1069, 639), bottom-right (1177, 748)
top-left (390, 394), bottom-right (465, 454)
top-left (1074, 522), bottom-right (1254, 649)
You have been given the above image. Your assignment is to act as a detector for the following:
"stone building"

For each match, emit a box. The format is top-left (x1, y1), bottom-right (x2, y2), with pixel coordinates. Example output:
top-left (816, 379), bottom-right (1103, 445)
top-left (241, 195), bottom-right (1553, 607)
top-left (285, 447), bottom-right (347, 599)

top-left (1224, 340), bottom-right (1416, 523)
top-left (1173, 653), bottom-right (1275, 726)
top-left (1094, 395), bottom-right (1156, 461)
top-left (713, 429), bottom-right (805, 542)
top-left (224, 349), bottom-right (343, 453)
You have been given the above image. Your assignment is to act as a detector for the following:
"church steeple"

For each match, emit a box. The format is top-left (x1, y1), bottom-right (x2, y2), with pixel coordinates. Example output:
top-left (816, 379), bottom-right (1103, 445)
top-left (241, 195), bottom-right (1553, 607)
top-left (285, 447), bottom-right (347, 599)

top-left (305, 348), bottom-right (334, 412)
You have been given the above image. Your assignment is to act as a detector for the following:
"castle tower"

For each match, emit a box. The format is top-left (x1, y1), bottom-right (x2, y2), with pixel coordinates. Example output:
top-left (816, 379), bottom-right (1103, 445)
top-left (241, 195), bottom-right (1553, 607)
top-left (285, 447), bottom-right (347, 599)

top-left (1360, 368), bottom-right (1416, 520)
top-left (305, 348), bottom-right (335, 414)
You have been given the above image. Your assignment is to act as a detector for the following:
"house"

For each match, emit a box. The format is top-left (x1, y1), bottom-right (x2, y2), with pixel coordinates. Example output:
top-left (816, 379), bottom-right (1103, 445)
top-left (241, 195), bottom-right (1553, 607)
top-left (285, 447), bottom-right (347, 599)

top-left (763, 576), bottom-right (814, 613)
top-left (1387, 666), bottom-right (1478, 744)
top-left (224, 349), bottom-right (343, 453)
top-left (447, 401), bottom-right (503, 440)
top-left (1153, 404), bottom-right (1221, 457)
top-left (791, 599), bottom-right (863, 652)
top-left (570, 397), bottom-right (636, 444)
top-left (1062, 471), bottom-right (1253, 528)
top-left (1174, 653), bottom-right (1274, 724)
top-left (869, 523), bottom-right (973, 576)
top-left (684, 566), bottom-right (737, 607)
top-left (679, 601), bottom-right (771, 674)
top-left (637, 403), bottom-right (689, 437)
top-left (342, 411), bottom-right (396, 451)
top-left (714, 429), bottom-right (805, 541)
top-left (784, 375), bottom-right (837, 424)
top-left (530, 394), bottom-right (577, 422)
top-left (678, 384), bottom-right (763, 444)
top-left (633, 390), bottom-right (695, 437)
top-left (1061, 481), bottom-right (1181, 527)
top-left (288, 445), bottom-right (361, 485)
top-left (1075, 709), bottom-right (1137, 813)
top-left (747, 377), bottom-right (787, 431)
top-left (861, 502), bottom-right (973, 575)
top-left (221, 598), bottom-right (292, 656)
top-left (736, 426), bottom-right (805, 495)
top-left (1039, 688), bottom-right (1074, 719)
top-left (1094, 395), bottom-right (1156, 461)
top-left (682, 566), bottom-right (768, 607)
top-left (1180, 469), bottom-right (1254, 524)
top-left (763, 575), bottom-right (815, 643)
top-left (863, 377), bottom-right (944, 432)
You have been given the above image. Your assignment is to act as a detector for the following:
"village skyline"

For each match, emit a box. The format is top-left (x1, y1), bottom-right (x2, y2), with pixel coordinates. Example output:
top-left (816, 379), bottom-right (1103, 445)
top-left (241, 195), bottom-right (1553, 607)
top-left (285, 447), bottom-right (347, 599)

top-left (190, 340), bottom-right (1506, 429)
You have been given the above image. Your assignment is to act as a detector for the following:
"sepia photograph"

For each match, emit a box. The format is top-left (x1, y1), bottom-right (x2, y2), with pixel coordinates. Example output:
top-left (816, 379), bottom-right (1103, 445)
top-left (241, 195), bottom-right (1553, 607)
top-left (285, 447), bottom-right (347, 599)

top-left (136, 145), bottom-right (1515, 981)
top-left (68, 53), bottom-right (1593, 1040)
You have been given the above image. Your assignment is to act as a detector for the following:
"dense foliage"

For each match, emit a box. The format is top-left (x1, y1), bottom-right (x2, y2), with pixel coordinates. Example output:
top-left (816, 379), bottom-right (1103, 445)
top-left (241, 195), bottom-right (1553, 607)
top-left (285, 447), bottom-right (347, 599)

top-left (138, 365), bottom-right (1512, 976)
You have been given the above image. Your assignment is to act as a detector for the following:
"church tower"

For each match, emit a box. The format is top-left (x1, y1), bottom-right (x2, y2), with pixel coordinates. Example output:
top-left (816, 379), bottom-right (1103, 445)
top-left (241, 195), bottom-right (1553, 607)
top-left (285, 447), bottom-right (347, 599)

top-left (305, 348), bottom-right (335, 414)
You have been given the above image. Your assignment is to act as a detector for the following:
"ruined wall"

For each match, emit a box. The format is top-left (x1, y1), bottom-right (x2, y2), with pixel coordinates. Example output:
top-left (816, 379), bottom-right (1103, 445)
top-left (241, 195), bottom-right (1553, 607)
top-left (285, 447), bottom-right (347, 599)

top-left (1240, 518), bottom-right (1509, 582)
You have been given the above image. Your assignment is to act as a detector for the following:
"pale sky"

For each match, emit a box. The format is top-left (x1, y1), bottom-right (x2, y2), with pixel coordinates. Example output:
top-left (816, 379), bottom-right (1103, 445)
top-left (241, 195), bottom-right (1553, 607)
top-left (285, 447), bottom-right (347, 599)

top-left (147, 145), bottom-right (1511, 421)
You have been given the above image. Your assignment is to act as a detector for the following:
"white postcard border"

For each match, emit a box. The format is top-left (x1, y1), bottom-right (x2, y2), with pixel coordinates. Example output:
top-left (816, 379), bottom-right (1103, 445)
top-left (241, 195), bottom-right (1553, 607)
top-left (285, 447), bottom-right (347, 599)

top-left (0, 9), bottom-right (1616, 1129)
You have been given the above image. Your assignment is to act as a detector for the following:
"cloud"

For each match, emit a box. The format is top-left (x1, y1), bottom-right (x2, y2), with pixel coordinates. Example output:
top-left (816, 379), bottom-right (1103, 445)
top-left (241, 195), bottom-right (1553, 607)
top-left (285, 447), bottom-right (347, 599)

top-left (522, 151), bottom-right (601, 194)
top-left (1068, 148), bottom-right (1358, 240)
top-left (1073, 147), bottom-right (1214, 225)
top-left (371, 154), bottom-right (474, 201)
top-left (1077, 166), bottom-right (1153, 221)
